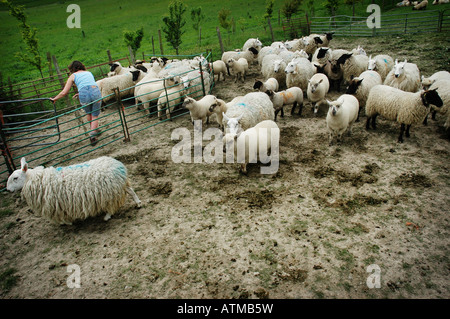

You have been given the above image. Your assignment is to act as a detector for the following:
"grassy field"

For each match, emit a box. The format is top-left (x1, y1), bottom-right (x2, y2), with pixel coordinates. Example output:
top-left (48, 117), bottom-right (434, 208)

top-left (2, 0), bottom-right (444, 85)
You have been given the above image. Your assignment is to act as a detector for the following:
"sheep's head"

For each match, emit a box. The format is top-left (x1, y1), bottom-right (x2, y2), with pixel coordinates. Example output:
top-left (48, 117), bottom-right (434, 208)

top-left (109, 62), bottom-right (121, 72)
top-left (337, 53), bottom-right (353, 66)
top-left (317, 48), bottom-right (329, 59)
top-left (181, 97), bottom-right (195, 110)
top-left (422, 89), bottom-right (443, 108)
top-left (327, 100), bottom-right (342, 116)
top-left (130, 70), bottom-right (143, 82)
top-left (367, 55), bottom-right (377, 71)
top-left (330, 59), bottom-right (341, 74)
top-left (273, 60), bottom-right (283, 73)
top-left (265, 90), bottom-right (275, 100)
top-left (6, 157), bottom-right (29, 192)
top-left (180, 75), bottom-right (190, 89)
top-left (253, 80), bottom-right (263, 90)
top-left (393, 59), bottom-right (407, 78)
top-left (353, 45), bottom-right (367, 56)
top-left (248, 47), bottom-right (259, 56)
top-left (421, 75), bottom-right (434, 90)
top-left (295, 50), bottom-right (309, 59)
top-left (223, 112), bottom-right (244, 136)
top-left (308, 78), bottom-right (323, 93)
top-left (284, 42), bottom-right (293, 50)
top-left (285, 62), bottom-right (296, 74)
top-left (209, 98), bottom-right (222, 113)
top-left (227, 58), bottom-right (235, 67)
top-left (346, 77), bottom-right (364, 95)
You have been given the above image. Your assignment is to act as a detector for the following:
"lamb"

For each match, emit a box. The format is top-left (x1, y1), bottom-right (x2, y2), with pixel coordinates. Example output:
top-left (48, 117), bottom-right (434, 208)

top-left (211, 60), bottom-right (227, 81)
top-left (316, 59), bottom-right (344, 92)
top-left (337, 53), bottom-right (369, 85)
top-left (180, 69), bottom-right (211, 98)
top-left (307, 73), bottom-right (330, 114)
top-left (413, 0), bottom-right (428, 9)
top-left (98, 69), bottom-right (145, 103)
top-left (427, 79), bottom-right (450, 129)
top-left (6, 157), bottom-right (141, 225)
top-left (222, 120), bottom-right (279, 175)
top-left (365, 85), bottom-right (443, 142)
top-left (222, 47), bottom-right (258, 74)
top-left (253, 78), bottom-right (279, 93)
top-left (325, 94), bottom-right (360, 145)
top-left (266, 87), bottom-right (304, 120)
top-left (384, 59), bottom-right (421, 93)
top-left (421, 71), bottom-right (450, 90)
top-left (261, 54), bottom-right (287, 87)
top-left (156, 81), bottom-right (185, 120)
top-left (227, 58), bottom-right (248, 83)
top-left (134, 75), bottom-right (181, 115)
top-left (285, 57), bottom-right (316, 92)
top-left (312, 47), bottom-right (332, 66)
top-left (209, 98), bottom-right (229, 129)
top-left (345, 70), bottom-right (383, 120)
top-left (222, 92), bottom-right (275, 136)
top-left (181, 95), bottom-right (217, 124)
top-left (367, 54), bottom-right (395, 81)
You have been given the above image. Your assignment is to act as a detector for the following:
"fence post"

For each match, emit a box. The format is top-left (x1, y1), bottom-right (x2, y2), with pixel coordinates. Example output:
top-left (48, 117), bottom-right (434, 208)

top-left (404, 14), bottom-right (408, 34)
top-left (267, 18), bottom-right (275, 42)
top-left (199, 62), bottom-right (206, 96)
top-left (52, 55), bottom-right (72, 108)
top-left (158, 29), bottom-right (164, 55)
top-left (216, 27), bottom-right (224, 55)
top-left (113, 87), bottom-right (130, 142)
top-left (152, 36), bottom-right (155, 56)
top-left (0, 111), bottom-right (16, 173)
top-left (128, 46), bottom-right (135, 65)
top-left (438, 10), bottom-right (444, 32)
top-left (107, 50), bottom-right (112, 63)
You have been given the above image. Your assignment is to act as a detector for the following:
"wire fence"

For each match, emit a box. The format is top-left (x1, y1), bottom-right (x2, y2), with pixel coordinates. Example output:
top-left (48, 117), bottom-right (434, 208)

top-left (0, 51), bottom-right (215, 191)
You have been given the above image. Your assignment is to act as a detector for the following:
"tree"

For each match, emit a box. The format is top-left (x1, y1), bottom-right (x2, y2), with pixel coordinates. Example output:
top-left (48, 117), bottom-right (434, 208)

top-left (162, 0), bottom-right (187, 55)
top-left (123, 27), bottom-right (144, 58)
top-left (264, 0), bottom-right (275, 19)
top-left (191, 6), bottom-right (205, 32)
top-left (218, 8), bottom-right (232, 33)
top-left (281, 0), bottom-right (302, 22)
top-left (2, 0), bottom-right (44, 79)
top-left (325, 0), bottom-right (340, 16)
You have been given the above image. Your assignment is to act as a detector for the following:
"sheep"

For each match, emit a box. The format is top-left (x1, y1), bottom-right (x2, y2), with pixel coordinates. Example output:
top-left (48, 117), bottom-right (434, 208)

top-left (309, 33), bottom-right (334, 47)
top-left (325, 94), bottom-right (360, 145)
top-left (222, 47), bottom-right (258, 74)
top-left (413, 0), bottom-right (428, 9)
top-left (367, 54), bottom-right (395, 81)
top-left (257, 46), bottom-right (286, 66)
top-left (222, 92), bottom-right (275, 136)
top-left (243, 38), bottom-right (263, 52)
top-left (365, 85), bottom-right (443, 142)
top-left (433, 0), bottom-right (449, 4)
top-left (285, 57), bottom-right (316, 92)
top-left (209, 98), bottom-right (230, 129)
top-left (384, 59), bottom-right (421, 93)
top-left (253, 78), bottom-right (279, 93)
top-left (266, 87), bottom-right (304, 120)
top-left (99, 69), bottom-right (145, 103)
top-left (337, 53), bottom-right (369, 85)
top-left (426, 79), bottom-right (450, 129)
top-left (6, 157), bottom-right (141, 225)
top-left (227, 58), bottom-right (248, 83)
top-left (180, 69), bottom-right (211, 98)
top-left (307, 73), bottom-right (330, 114)
top-left (222, 120), bottom-right (279, 175)
top-left (156, 81), bottom-right (185, 120)
top-left (345, 70), bottom-right (383, 121)
top-left (421, 71), bottom-right (450, 90)
top-left (312, 47), bottom-right (332, 66)
top-left (211, 60), bottom-right (227, 82)
top-left (302, 35), bottom-right (324, 58)
top-left (181, 95), bottom-right (217, 125)
top-left (134, 75), bottom-right (181, 114)
top-left (351, 45), bottom-right (367, 56)
top-left (261, 54), bottom-right (287, 87)
top-left (108, 61), bottom-right (133, 76)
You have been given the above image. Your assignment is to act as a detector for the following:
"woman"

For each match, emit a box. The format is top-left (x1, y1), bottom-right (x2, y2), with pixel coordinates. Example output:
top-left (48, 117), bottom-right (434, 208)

top-left (51, 61), bottom-right (101, 146)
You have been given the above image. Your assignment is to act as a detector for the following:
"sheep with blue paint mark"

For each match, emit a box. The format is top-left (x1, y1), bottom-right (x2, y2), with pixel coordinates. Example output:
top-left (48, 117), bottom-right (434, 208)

top-left (6, 157), bottom-right (142, 225)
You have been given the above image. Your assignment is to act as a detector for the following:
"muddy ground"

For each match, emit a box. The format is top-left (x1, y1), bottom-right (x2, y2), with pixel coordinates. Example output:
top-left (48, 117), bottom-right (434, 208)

top-left (0, 34), bottom-right (449, 299)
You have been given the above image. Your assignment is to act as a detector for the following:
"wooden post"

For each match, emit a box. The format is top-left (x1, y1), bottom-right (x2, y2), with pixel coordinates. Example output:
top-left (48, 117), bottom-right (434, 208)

top-left (306, 13), bottom-right (310, 35)
top-left (107, 50), bottom-right (112, 64)
top-left (52, 55), bottom-right (71, 107)
top-left (199, 62), bottom-right (206, 96)
top-left (152, 36), bottom-right (155, 56)
top-left (216, 27), bottom-right (224, 55)
top-left (199, 26), bottom-right (202, 47)
top-left (46, 52), bottom-right (53, 77)
top-left (158, 29), bottom-right (164, 55)
top-left (268, 18), bottom-right (274, 42)
top-left (128, 46), bottom-right (135, 65)
top-left (278, 9), bottom-right (280, 26)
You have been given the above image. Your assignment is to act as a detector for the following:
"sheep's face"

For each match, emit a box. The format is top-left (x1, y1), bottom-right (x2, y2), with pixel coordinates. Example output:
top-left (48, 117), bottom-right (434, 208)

top-left (346, 78), bottom-right (363, 95)
top-left (273, 60), bottom-right (283, 73)
top-left (109, 62), bottom-right (121, 72)
top-left (367, 58), bottom-right (377, 71)
top-left (393, 60), bottom-right (406, 78)
top-left (284, 42), bottom-right (293, 50)
top-left (181, 98), bottom-right (195, 110)
top-left (330, 60), bottom-right (340, 74)
top-left (223, 113), bottom-right (243, 136)
top-left (285, 62), bottom-right (296, 74)
top-left (180, 75), bottom-right (190, 89)
top-left (353, 46), bottom-right (366, 56)
top-left (227, 59), bottom-right (235, 66)
top-left (6, 157), bottom-right (28, 192)
top-left (328, 101), bottom-right (341, 116)
top-left (308, 79), bottom-right (323, 93)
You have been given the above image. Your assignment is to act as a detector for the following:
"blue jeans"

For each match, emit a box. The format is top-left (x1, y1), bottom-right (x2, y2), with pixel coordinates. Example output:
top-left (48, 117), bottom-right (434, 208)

top-left (79, 85), bottom-right (101, 117)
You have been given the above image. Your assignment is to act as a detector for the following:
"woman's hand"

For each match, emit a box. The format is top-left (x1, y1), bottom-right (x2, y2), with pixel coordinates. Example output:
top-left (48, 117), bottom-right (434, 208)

top-left (72, 93), bottom-right (79, 99)
top-left (50, 97), bottom-right (56, 104)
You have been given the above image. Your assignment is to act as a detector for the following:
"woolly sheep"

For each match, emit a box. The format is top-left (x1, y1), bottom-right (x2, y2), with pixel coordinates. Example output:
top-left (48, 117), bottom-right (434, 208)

top-left (156, 81), bottom-right (185, 120)
top-left (211, 60), bottom-right (227, 81)
top-left (421, 71), bottom-right (450, 90)
top-left (222, 48), bottom-right (258, 74)
top-left (365, 85), bottom-right (443, 142)
top-left (222, 120), bottom-right (279, 175)
top-left (307, 73), bottom-right (330, 114)
top-left (345, 70), bottom-right (383, 120)
top-left (222, 92), bottom-right (275, 136)
top-left (182, 95), bottom-right (217, 125)
top-left (227, 58), bottom-right (248, 83)
top-left (384, 59), bottom-right (421, 92)
top-left (413, 0), bottom-right (428, 9)
top-left (427, 80), bottom-right (450, 129)
top-left (243, 38), bottom-right (263, 52)
top-left (302, 36), bottom-right (324, 57)
top-left (6, 157), bottom-right (141, 225)
top-left (433, 0), bottom-right (449, 4)
top-left (325, 94), bottom-right (360, 145)
top-left (285, 57), bottom-right (316, 92)
top-left (309, 33), bottom-right (333, 47)
top-left (367, 54), bottom-right (395, 81)
top-left (134, 75), bottom-right (181, 114)
top-left (337, 53), bottom-right (369, 85)
top-left (266, 87), bottom-right (304, 120)
top-left (257, 46), bottom-right (286, 66)
top-left (253, 78), bottom-right (279, 93)
top-left (312, 47), bottom-right (332, 66)
top-left (261, 54), bottom-right (286, 87)
top-left (351, 45), bottom-right (367, 56)
top-left (181, 70), bottom-right (211, 98)
top-left (108, 61), bottom-right (133, 77)
top-left (98, 69), bottom-right (145, 103)
top-left (209, 98), bottom-right (229, 129)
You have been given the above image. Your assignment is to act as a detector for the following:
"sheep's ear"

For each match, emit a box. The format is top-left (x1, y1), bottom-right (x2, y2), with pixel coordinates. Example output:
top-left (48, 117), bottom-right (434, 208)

top-left (21, 157), bottom-right (28, 172)
top-left (318, 79), bottom-right (323, 84)
top-left (403, 59), bottom-right (407, 64)
top-left (236, 113), bottom-right (244, 121)
top-left (395, 59), bottom-right (398, 64)
top-left (369, 55), bottom-right (372, 60)
top-left (223, 112), bottom-right (230, 122)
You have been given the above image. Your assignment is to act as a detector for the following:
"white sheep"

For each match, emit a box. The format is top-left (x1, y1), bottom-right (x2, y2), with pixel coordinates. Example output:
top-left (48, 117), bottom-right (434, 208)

top-left (433, 0), bottom-right (449, 4)
top-left (413, 0), bottom-right (428, 9)
top-left (257, 46), bottom-right (286, 66)
top-left (261, 54), bottom-right (287, 87)
top-left (351, 45), bottom-right (367, 56)
top-left (345, 70), bottom-right (383, 120)
top-left (156, 82), bottom-right (185, 120)
top-left (309, 33), bottom-right (334, 47)
top-left (227, 58), bottom-right (248, 83)
top-left (181, 69), bottom-right (211, 98)
top-left (365, 84), bottom-right (443, 142)
top-left (209, 98), bottom-right (230, 129)
top-left (266, 87), bottom-right (304, 120)
top-left (99, 69), bottom-right (145, 103)
top-left (367, 54), bottom-right (395, 81)
top-left (421, 71), bottom-right (450, 90)
top-left (182, 95), bottom-right (217, 125)
top-left (307, 73), bottom-right (330, 114)
top-left (253, 78), bottom-right (279, 92)
top-left (384, 59), bottom-right (421, 92)
top-left (301, 35), bottom-right (324, 57)
top-left (242, 38), bottom-right (263, 52)
top-left (108, 61), bottom-right (133, 76)
top-left (134, 75), bottom-right (181, 114)
top-left (222, 47), bottom-right (258, 74)
top-left (312, 47), bottom-right (332, 66)
top-left (427, 79), bottom-right (450, 129)
top-left (337, 53), bottom-right (369, 85)
top-left (222, 120), bottom-right (279, 175)
top-left (211, 60), bottom-right (227, 81)
top-left (6, 157), bottom-right (141, 225)
top-left (285, 57), bottom-right (316, 92)
top-left (325, 94), bottom-right (360, 145)
top-left (222, 92), bottom-right (275, 136)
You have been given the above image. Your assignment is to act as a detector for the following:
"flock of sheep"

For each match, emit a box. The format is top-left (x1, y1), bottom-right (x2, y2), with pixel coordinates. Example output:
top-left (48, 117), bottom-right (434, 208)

top-left (397, 0), bottom-right (449, 9)
top-left (6, 30), bottom-right (449, 226)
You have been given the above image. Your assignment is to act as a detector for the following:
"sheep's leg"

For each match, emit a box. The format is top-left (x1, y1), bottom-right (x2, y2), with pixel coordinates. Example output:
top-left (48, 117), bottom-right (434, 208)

top-left (298, 103), bottom-right (304, 116)
top-left (356, 107), bottom-right (362, 122)
top-left (371, 115), bottom-right (377, 130)
top-left (239, 163), bottom-right (248, 175)
top-left (366, 117), bottom-right (372, 130)
top-left (104, 213), bottom-right (112, 221)
top-left (126, 186), bottom-right (142, 208)
top-left (405, 124), bottom-right (411, 138)
top-left (328, 132), bottom-right (334, 146)
top-left (398, 123), bottom-right (405, 143)
top-left (432, 110), bottom-right (437, 121)
top-left (291, 102), bottom-right (297, 115)
top-left (280, 107), bottom-right (284, 118)
top-left (274, 109), bottom-right (280, 121)
top-left (423, 113), bottom-right (428, 126)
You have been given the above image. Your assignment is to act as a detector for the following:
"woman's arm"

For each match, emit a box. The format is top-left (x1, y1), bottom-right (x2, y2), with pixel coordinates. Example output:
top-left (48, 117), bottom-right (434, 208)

top-left (50, 74), bottom-right (75, 102)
